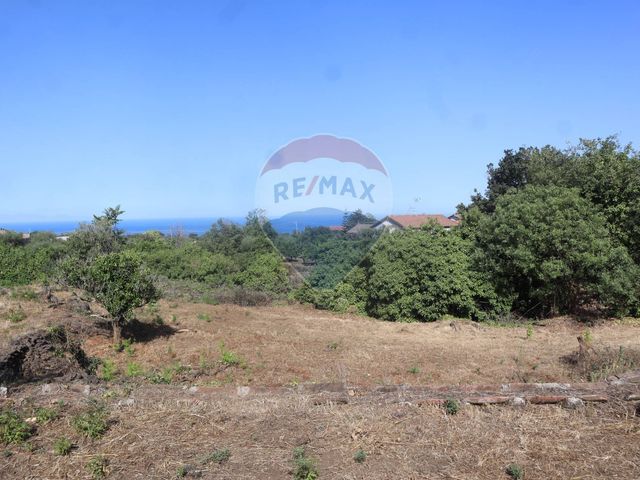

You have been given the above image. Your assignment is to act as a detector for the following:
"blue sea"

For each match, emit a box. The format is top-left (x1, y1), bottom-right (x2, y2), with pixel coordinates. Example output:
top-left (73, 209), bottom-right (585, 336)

top-left (0, 218), bottom-right (244, 236)
top-left (1, 208), bottom-right (348, 235)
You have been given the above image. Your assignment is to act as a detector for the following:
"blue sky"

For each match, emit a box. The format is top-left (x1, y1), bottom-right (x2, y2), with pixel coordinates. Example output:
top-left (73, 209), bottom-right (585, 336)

top-left (1, 0), bottom-right (639, 222)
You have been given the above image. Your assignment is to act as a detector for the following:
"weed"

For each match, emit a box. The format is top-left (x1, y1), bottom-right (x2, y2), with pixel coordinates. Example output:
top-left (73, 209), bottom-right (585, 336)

top-left (153, 314), bottom-right (164, 326)
top-left (0, 410), bottom-right (33, 444)
top-left (53, 437), bottom-right (73, 456)
top-left (4, 307), bottom-right (27, 324)
top-left (327, 341), bottom-right (339, 350)
top-left (176, 465), bottom-right (187, 478)
top-left (203, 448), bottom-right (231, 464)
top-left (408, 366), bottom-right (420, 374)
top-left (171, 314), bottom-right (178, 324)
top-left (443, 398), bottom-right (460, 415)
top-left (202, 295), bottom-right (219, 305)
top-left (148, 365), bottom-right (176, 384)
top-left (219, 341), bottom-right (242, 367)
top-left (199, 353), bottom-right (209, 371)
top-left (353, 449), bottom-right (367, 463)
top-left (506, 463), bottom-right (525, 479)
top-left (72, 403), bottom-right (109, 439)
top-left (100, 359), bottom-right (118, 381)
top-left (586, 346), bottom-right (640, 381)
top-left (292, 447), bottom-right (319, 480)
top-left (87, 456), bottom-right (108, 479)
top-left (526, 325), bottom-right (533, 339)
top-left (35, 407), bottom-right (58, 424)
top-left (11, 288), bottom-right (38, 301)
top-left (47, 325), bottom-right (65, 337)
top-left (197, 313), bottom-right (212, 323)
top-left (583, 329), bottom-right (593, 344)
top-left (114, 338), bottom-right (134, 355)
top-left (125, 361), bottom-right (144, 377)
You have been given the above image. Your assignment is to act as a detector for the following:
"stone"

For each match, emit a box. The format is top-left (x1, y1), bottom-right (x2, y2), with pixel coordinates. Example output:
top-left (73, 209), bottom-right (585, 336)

top-left (0, 386), bottom-right (7, 398)
top-left (564, 397), bottom-right (585, 409)
top-left (117, 398), bottom-right (135, 407)
top-left (237, 386), bottom-right (250, 397)
top-left (510, 396), bottom-right (526, 407)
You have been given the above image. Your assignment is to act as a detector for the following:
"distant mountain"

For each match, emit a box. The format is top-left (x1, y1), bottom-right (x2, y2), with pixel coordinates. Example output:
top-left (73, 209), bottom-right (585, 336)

top-left (270, 207), bottom-right (345, 233)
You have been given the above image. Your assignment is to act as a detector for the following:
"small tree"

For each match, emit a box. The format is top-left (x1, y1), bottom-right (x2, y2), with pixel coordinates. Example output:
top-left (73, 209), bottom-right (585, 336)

top-left (60, 207), bottom-right (159, 343)
top-left (85, 251), bottom-right (159, 343)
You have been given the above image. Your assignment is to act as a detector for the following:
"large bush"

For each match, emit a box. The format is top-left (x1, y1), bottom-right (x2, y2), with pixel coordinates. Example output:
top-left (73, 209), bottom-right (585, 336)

top-left (346, 224), bottom-right (506, 322)
top-left (0, 235), bottom-right (66, 287)
top-left (476, 185), bottom-right (639, 316)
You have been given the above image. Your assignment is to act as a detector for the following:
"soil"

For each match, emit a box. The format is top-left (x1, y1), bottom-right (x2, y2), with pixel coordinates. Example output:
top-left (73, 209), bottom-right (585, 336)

top-left (1, 289), bottom-right (640, 479)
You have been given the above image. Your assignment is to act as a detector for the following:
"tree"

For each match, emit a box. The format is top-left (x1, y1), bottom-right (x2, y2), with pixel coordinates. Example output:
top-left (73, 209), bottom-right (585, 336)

top-left (349, 224), bottom-right (507, 322)
top-left (85, 251), bottom-right (159, 343)
top-left (476, 185), bottom-right (639, 317)
top-left (60, 206), bottom-right (160, 342)
top-left (66, 205), bottom-right (125, 259)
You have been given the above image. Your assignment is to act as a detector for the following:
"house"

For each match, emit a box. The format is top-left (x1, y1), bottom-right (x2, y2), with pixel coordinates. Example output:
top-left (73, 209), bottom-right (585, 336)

top-left (372, 214), bottom-right (460, 232)
top-left (346, 223), bottom-right (373, 235)
top-left (327, 225), bottom-right (345, 232)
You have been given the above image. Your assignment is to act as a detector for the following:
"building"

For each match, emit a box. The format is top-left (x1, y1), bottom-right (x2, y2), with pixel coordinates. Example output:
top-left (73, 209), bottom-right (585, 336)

top-left (372, 214), bottom-right (459, 232)
top-left (346, 223), bottom-right (373, 235)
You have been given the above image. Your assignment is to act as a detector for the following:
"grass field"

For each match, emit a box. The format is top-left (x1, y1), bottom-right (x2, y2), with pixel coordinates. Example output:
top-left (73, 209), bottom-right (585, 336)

top-left (1, 289), bottom-right (640, 479)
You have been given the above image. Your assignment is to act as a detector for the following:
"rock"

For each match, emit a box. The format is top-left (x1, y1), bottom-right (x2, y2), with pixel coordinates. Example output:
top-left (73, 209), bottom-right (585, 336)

top-left (564, 397), bottom-right (584, 409)
top-left (237, 386), bottom-right (250, 397)
top-left (510, 396), bottom-right (526, 407)
top-left (117, 398), bottom-right (135, 407)
top-left (187, 386), bottom-right (199, 394)
top-left (0, 386), bottom-right (7, 398)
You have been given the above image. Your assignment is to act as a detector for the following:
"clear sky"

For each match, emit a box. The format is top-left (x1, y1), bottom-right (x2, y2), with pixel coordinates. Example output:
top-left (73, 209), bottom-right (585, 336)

top-left (1, 0), bottom-right (639, 222)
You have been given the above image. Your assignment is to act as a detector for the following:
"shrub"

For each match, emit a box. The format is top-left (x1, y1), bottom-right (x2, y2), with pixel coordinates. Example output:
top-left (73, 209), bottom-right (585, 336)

top-left (72, 403), bottom-right (109, 439)
top-left (353, 449), bottom-right (367, 463)
top-left (99, 359), bottom-right (118, 381)
top-left (203, 448), bottom-right (231, 464)
top-left (443, 398), bottom-right (460, 415)
top-left (506, 463), bottom-right (525, 479)
top-left (233, 252), bottom-right (290, 294)
top-left (219, 341), bottom-right (242, 367)
top-left (125, 361), bottom-right (144, 377)
top-left (53, 437), bottom-right (73, 456)
top-left (352, 225), bottom-right (507, 322)
top-left (0, 410), bottom-right (33, 444)
top-left (292, 447), bottom-right (319, 480)
top-left (87, 456), bottom-right (108, 479)
top-left (35, 407), bottom-right (58, 424)
top-left (4, 307), bottom-right (27, 324)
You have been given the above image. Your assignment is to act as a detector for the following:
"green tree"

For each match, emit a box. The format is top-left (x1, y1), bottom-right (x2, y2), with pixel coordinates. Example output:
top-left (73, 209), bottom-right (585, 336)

top-left (351, 223), bottom-right (506, 322)
top-left (476, 185), bottom-right (639, 316)
top-left (85, 251), bottom-right (159, 343)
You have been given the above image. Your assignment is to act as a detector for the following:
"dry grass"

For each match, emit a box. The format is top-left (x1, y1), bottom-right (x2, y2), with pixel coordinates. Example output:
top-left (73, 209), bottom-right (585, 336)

top-left (2, 291), bottom-right (640, 479)
top-left (73, 300), bottom-right (640, 387)
top-left (2, 386), bottom-right (639, 479)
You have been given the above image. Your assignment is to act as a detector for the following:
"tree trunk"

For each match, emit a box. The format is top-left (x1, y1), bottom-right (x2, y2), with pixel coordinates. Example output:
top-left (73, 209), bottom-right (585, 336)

top-left (112, 319), bottom-right (122, 345)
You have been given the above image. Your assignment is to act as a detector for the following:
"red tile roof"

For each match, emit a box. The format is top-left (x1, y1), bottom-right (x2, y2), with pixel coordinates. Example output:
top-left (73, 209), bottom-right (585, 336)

top-left (378, 214), bottom-right (460, 229)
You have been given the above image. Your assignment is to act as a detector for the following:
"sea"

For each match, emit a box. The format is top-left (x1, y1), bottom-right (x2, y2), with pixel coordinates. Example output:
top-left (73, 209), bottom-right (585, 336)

top-left (0, 218), bottom-right (243, 236)
top-left (0, 208), bottom-right (348, 236)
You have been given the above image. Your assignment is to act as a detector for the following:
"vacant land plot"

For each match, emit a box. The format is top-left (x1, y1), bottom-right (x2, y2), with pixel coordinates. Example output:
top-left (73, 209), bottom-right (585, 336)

top-left (1, 291), bottom-right (640, 479)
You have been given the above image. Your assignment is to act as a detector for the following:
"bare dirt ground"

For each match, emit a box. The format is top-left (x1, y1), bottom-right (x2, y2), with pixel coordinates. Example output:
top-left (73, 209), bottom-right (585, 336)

top-left (1, 289), bottom-right (640, 479)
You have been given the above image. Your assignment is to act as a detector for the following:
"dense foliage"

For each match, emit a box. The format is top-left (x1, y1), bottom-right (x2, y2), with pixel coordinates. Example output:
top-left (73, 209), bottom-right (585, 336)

top-left (475, 186), bottom-right (639, 316)
top-left (1, 136), bottom-right (639, 322)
